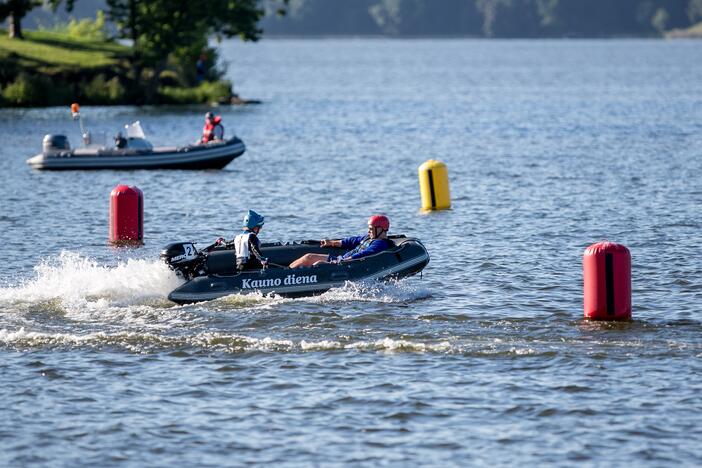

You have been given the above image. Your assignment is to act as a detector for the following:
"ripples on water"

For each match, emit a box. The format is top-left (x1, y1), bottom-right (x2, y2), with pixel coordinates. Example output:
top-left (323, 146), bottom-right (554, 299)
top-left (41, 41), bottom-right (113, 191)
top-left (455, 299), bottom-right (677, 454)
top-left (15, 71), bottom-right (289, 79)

top-left (1, 39), bottom-right (701, 465)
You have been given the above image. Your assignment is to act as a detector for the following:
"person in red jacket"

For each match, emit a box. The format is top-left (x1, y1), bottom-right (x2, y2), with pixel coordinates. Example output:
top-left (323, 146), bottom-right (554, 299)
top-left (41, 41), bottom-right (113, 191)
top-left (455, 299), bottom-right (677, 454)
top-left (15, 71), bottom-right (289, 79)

top-left (201, 111), bottom-right (224, 144)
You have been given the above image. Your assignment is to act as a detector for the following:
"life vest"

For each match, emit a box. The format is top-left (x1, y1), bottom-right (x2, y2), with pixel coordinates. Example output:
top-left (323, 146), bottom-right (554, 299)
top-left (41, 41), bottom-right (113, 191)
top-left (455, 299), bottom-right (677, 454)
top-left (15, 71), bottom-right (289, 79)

top-left (201, 116), bottom-right (223, 143)
top-left (234, 232), bottom-right (252, 262)
top-left (345, 237), bottom-right (375, 258)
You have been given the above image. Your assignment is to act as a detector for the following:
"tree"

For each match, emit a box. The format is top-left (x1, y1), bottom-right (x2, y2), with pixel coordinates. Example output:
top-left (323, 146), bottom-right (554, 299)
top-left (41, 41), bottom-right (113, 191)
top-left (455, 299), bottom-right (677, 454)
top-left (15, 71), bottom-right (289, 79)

top-left (688, 0), bottom-right (702, 22)
top-left (475, 0), bottom-right (512, 37)
top-left (651, 7), bottom-right (670, 33)
top-left (0, 0), bottom-right (74, 39)
top-left (105, 0), bottom-right (286, 102)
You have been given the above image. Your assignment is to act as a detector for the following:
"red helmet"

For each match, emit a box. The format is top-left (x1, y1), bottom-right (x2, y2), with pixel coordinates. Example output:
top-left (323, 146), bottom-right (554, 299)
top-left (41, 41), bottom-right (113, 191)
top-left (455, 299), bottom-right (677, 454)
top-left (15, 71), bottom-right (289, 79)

top-left (368, 214), bottom-right (390, 231)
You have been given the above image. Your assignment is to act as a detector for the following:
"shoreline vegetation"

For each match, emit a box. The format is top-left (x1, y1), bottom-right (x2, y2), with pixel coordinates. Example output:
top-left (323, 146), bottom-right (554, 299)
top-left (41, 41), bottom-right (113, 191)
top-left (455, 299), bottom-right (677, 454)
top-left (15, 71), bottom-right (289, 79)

top-left (0, 0), bottom-right (284, 109)
top-left (666, 21), bottom-right (702, 38)
top-left (0, 29), bottom-right (237, 107)
top-left (2, 0), bottom-right (701, 108)
top-left (260, 0), bottom-right (702, 38)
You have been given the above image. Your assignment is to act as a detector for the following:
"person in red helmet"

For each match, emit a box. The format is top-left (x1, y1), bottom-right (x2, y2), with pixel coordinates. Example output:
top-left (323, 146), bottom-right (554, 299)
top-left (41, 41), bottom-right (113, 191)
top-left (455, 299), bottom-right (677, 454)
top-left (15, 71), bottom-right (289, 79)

top-left (200, 111), bottom-right (224, 144)
top-left (289, 215), bottom-right (392, 268)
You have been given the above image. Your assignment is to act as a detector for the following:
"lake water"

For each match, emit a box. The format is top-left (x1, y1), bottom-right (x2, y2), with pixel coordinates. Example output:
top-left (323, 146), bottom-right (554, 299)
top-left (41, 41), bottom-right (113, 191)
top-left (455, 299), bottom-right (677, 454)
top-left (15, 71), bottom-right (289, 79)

top-left (1, 39), bottom-right (701, 466)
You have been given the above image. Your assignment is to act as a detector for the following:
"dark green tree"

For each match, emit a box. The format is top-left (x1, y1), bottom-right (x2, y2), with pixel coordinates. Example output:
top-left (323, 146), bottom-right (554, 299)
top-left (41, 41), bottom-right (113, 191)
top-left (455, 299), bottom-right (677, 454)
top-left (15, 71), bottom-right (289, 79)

top-left (259, 0), bottom-right (697, 37)
top-left (105, 0), bottom-right (286, 102)
top-left (687, 0), bottom-right (702, 22)
top-left (0, 0), bottom-right (74, 39)
top-left (369, 0), bottom-right (479, 36)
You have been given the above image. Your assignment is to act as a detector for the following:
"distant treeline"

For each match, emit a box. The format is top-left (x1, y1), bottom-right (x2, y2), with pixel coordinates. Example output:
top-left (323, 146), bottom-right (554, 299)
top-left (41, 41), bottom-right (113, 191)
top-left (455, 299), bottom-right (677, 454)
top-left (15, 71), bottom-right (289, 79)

top-left (261, 0), bottom-right (702, 37)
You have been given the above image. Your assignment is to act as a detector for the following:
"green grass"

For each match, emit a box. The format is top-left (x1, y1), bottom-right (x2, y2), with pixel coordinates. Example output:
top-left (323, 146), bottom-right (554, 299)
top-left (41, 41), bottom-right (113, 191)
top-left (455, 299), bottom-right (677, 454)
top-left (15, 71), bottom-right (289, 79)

top-left (0, 29), bottom-right (129, 74)
top-left (0, 29), bottom-right (234, 106)
top-left (684, 21), bottom-right (702, 35)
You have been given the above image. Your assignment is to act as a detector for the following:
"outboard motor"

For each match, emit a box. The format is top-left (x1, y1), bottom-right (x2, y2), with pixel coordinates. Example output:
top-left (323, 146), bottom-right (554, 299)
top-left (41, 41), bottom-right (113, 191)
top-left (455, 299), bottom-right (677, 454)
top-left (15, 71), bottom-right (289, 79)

top-left (42, 134), bottom-right (70, 155)
top-left (160, 242), bottom-right (205, 279)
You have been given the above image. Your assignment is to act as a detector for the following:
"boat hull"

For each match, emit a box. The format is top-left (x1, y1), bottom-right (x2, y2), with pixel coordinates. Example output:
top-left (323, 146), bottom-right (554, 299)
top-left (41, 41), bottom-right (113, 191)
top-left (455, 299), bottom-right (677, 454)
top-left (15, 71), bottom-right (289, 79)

top-left (27, 138), bottom-right (245, 170)
top-left (168, 237), bottom-right (429, 304)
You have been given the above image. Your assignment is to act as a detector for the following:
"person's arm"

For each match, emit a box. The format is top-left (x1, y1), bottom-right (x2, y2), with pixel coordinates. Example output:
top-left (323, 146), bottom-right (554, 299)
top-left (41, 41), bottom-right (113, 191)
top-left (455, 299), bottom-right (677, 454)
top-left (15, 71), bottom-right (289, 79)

top-left (320, 239), bottom-right (342, 248)
top-left (248, 235), bottom-right (267, 266)
top-left (321, 236), bottom-right (363, 248)
top-left (339, 235), bottom-right (364, 249)
top-left (344, 239), bottom-right (390, 261)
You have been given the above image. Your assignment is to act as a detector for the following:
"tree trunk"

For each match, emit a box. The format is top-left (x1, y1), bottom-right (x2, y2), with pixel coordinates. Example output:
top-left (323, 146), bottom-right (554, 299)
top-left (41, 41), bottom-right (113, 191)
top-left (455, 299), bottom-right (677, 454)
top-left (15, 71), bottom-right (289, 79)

top-left (8, 12), bottom-right (23, 39)
top-left (127, 0), bottom-right (143, 102)
top-left (144, 61), bottom-right (167, 104)
top-left (129, 0), bottom-right (137, 44)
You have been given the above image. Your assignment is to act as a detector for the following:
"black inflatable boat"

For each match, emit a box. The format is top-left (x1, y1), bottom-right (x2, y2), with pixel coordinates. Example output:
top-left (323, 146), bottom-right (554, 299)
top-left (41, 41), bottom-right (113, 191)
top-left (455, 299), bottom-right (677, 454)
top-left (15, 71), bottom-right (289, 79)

top-left (161, 235), bottom-right (430, 304)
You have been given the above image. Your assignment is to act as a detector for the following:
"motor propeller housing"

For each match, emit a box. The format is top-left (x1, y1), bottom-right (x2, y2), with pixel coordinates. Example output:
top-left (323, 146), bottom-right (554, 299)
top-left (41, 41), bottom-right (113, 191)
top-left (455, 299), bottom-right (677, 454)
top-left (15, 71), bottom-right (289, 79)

top-left (160, 242), bottom-right (204, 279)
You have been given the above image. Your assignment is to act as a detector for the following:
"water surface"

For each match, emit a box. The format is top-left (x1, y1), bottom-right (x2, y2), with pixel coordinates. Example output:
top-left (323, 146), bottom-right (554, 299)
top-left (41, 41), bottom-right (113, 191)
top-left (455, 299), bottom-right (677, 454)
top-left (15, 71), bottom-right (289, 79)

top-left (1, 39), bottom-right (701, 466)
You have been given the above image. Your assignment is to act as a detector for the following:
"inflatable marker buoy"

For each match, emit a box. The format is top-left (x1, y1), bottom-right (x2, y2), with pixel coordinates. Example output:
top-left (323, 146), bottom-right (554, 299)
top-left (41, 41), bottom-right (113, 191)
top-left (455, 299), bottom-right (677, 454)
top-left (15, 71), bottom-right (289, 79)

top-left (583, 242), bottom-right (631, 321)
top-left (418, 160), bottom-right (450, 211)
top-left (109, 185), bottom-right (143, 245)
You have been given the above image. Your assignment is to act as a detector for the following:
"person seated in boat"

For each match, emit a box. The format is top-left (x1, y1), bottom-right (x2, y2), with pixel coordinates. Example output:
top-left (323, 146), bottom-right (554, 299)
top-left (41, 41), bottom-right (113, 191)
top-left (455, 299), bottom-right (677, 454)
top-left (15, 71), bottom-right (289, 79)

top-left (114, 131), bottom-right (127, 149)
top-left (201, 111), bottom-right (224, 144)
top-left (216, 210), bottom-right (268, 270)
top-left (289, 215), bottom-right (392, 268)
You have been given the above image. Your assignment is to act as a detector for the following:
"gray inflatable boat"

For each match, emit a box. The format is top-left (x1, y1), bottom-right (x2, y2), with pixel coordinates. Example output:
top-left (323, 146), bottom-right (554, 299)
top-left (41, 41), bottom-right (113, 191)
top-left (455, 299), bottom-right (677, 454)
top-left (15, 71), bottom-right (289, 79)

top-left (27, 122), bottom-right (245, 170)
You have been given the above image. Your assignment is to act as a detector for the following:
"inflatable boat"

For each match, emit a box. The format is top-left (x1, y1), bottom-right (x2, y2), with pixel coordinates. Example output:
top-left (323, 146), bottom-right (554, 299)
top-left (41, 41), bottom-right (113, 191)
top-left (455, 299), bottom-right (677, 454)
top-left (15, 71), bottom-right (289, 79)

top-left (161, 235), bottom-right (430, 304)
top-left (27, 122), bottom-right (245, 170)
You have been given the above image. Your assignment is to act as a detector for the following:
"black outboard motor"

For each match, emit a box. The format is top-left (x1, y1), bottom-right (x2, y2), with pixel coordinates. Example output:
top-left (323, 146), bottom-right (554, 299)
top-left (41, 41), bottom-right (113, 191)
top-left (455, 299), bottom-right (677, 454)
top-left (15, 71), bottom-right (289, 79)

top-left (160, 242), bottom-right (206, 279)
top-left (42, 134), bottom-right (70, 155)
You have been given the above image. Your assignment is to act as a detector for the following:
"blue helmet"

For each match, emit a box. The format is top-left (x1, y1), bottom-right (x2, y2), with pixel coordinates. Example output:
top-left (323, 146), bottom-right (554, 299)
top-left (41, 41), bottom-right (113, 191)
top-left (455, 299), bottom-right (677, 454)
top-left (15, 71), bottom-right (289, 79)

top-left (243, 210), bottom-right (265, 230)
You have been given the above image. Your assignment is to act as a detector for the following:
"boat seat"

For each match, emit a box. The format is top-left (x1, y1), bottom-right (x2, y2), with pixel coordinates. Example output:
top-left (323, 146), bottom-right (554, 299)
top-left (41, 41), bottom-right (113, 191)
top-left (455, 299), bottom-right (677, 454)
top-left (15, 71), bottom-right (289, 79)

top-left (385, 236), bottom-right (408, 249)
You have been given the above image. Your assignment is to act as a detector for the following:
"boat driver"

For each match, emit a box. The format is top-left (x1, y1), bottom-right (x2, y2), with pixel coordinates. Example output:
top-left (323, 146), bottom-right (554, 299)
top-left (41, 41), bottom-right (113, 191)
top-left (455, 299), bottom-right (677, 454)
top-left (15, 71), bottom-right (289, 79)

top-left (215, 210), bottom-right (268, 270)
top-left (289, 215), bottom-right (392, 268)
top-left (201, 111), bottom-right (224, 144)
top-left (114, 131), bottom-right (127, 149)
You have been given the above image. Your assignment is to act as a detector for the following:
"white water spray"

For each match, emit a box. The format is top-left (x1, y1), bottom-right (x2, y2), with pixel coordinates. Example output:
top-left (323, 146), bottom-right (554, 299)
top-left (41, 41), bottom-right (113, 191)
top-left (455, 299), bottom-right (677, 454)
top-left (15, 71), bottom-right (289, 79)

top-left (0, 251), bottom-right (183, 308)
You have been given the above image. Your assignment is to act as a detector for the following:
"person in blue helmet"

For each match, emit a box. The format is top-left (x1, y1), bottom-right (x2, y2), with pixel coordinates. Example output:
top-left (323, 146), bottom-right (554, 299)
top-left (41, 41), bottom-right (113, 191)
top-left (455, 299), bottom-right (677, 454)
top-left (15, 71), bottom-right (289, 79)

top-left (216, 210), bottom-right (268, 270)
top-left (289, 215), bottom-right (392, 268)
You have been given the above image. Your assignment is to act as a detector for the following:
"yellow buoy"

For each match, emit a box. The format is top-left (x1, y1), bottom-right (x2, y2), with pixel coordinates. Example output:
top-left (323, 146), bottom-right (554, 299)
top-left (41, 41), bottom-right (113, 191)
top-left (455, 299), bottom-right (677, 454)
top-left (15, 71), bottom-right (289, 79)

top-left (418, 159), bottom-right (451, 211)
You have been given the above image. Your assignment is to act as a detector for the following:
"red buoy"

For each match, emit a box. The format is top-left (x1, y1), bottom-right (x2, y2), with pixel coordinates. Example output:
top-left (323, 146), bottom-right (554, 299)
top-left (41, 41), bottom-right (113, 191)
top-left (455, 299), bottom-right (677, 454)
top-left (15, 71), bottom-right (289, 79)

top-left (109, 185), bottom-right (143, 245)
top-left (583, 242), bottom-right (631, 321)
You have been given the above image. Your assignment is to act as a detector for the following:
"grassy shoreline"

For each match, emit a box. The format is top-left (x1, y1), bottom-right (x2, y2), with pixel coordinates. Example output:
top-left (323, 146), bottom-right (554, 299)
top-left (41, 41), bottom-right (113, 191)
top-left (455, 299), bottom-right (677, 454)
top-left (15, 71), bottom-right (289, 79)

top-left (0, 30), bottom-right (235, 107)
top-left (665, 21), bottom-right (702, 38)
